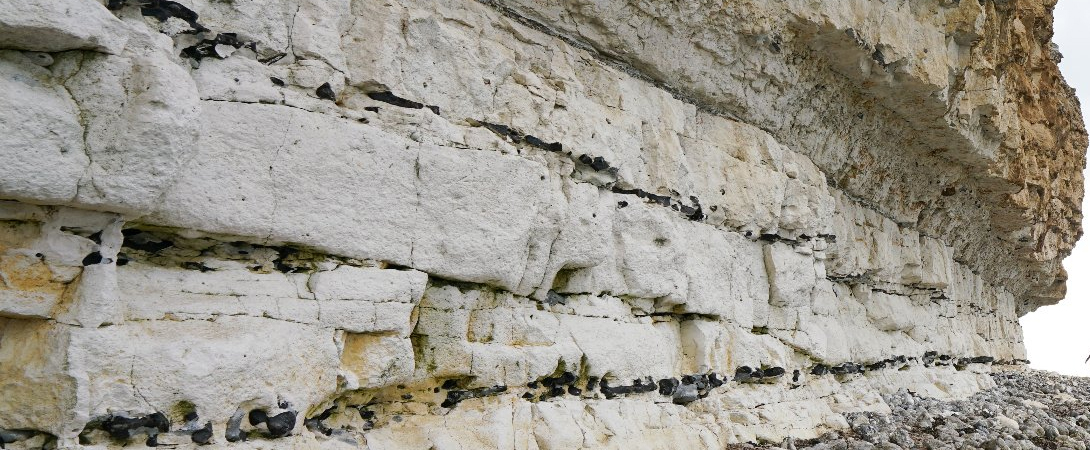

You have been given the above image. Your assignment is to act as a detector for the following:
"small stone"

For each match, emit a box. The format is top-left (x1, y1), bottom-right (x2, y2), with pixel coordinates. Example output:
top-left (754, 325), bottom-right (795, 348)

top-left (191, 421), bottom-right (213, 445)
top-left (316, 83), bottom-right (337, 101)
top-left (671, 383), bottom-right (699, 405)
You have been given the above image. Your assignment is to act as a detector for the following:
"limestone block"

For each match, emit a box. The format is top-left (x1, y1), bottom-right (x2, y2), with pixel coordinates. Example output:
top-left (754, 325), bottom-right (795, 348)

top-left (0, 319), bottom-right (79, 438)
top-left (564, 294), bottom-right (632, 320)
top-left (364, 401), bottom-right (531, 450)
top-left (309, 266), bottom-right (427, 303)
top-left (530, 182), bottom-right (613, 298)
top-left (414, 335), bottom-right (474, 379)
top-left (57, 30), bottom-right (201, 213)
top-left (0, 0), bottom-right (128, 53)
top-left (560, 315), bottom-right (679, 379)
top-left (291, 0), bottom-right (351, 72)
top-left (191, 56), bottom-right (282, 104)
top-left (0, 52), bottom-right (88, 204)
top-left (0, 220), bottom-right (73, 320)
top-left (67, 316), bottom-right (342, 428)
top-left (611, 201), bottom-right (687, 303)
top-left (121, 264), bottom-right (301, 301)
top-left (412, 145), bottom-right (556, 293)
top-left (859, 289), bottom-right (918, 332)
top-left (714, 156), bottom-right (788, 234)
top-left (918, 237), bottom-right (955, 288)
top-left (676, 221), bottom-right (769, 322)
top-left (764, 242), bottom-right (816, 308)
top-left (340, 333), bottom-right (414, 389)
top-left (680, 319), bottom-right (731, 374)
top-left (532, 402), bottom-right (587, 450)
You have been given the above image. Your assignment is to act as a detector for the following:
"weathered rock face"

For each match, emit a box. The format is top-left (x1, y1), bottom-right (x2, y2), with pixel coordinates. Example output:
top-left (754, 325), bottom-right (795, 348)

top-left (0, 0), bottom-right (1084, 448)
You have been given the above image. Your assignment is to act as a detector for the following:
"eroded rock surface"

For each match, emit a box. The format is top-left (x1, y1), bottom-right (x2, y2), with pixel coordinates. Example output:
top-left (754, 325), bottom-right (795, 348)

top-left (0, 0), bottom-right (1084, 448)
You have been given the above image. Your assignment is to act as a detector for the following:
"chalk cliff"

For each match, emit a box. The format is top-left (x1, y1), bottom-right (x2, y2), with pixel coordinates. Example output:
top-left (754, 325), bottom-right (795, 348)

top-left (0, 0), bottom-right (1085, 448)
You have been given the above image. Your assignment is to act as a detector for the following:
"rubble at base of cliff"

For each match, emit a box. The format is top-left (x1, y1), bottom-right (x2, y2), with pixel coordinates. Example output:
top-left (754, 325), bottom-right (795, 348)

top-left (740, 370), bottom-right (1090, 450)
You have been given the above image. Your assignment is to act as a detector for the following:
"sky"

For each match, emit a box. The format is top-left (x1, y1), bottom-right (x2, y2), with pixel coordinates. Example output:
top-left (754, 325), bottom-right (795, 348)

top-left (1019, 0), bottom-right (1090, 377)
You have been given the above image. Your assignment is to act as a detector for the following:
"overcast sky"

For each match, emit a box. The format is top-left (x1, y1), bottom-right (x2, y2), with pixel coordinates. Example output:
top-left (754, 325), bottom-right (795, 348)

top-left (1020, 0), bottom-right (1090, 376)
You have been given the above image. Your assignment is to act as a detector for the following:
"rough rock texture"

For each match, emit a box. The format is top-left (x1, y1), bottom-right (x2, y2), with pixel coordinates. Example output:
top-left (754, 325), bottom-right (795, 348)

top-left (730, 369), bottom-right (1090, 450)
top-left (0, 0), bottom-right (1084, 448)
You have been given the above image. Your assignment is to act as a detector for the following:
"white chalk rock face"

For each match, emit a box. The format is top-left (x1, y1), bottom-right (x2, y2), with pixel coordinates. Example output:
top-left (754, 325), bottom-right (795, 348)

top-left (0, 0), bottom-right (1081, 447)
top-left (0, 0), bottom-right (128, 54)
top-left (0, 52), bottom-right (88, 203)
top-left (59, 30), bottom-right (201, 213)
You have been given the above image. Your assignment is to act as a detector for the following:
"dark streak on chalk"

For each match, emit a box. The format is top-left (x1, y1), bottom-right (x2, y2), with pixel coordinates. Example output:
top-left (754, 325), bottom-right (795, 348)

top-left (367, 91), bottom-right (440, 115)
top-left (441, 385), bottom-right (508, 409)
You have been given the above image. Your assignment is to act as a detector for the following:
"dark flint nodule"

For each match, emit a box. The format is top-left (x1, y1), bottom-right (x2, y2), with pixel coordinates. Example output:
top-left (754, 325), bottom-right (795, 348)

top-left (764, 367), bottom-right (785, 378)
top-left (586, 376), bottom-right (599, 392)
top-left (304, 407), bottom-right (335, 437)
top-left (734, 366), bottom-right (753, 382)
top-left (269, 77), bottom-right (284, 86)
top-left (122, 230), bottom-right (174, 253)
top-left (367, 91), bottom-right (425, 110)
top-left (442, 385), bottom-right (508, 409)
top-left (671, 383), bottom-right (699, 405)
top-left (181, 33), bottom-right (249, 61)
top-left (708, 373), bottom-right (724, 387)
top-left (265, 411), bottom-right (297, 437)
top-left (480, 122), bottom-right (520, 142)
top-left (145, 434), bottom-right (158, 447)
top-left (248, 409), bottom-right (267, 426)
top-left (831, 363), bottom-right (858, 375)
top-left (544, 290), bottom-right (566, 306)
top-left (140, 0), bottom-right (208, 32)
top-left (225, 412), bottom-right (246, 442)
top-left (181, 261), bottom-right (215, 272)
top-left (523, 135), bottom-right (563, 152)
top-left (82, 251), bottom-right (104, 266)
top-left (316, 83), bottom-right (337, 101)
top-left (577, 154), bottom-right (611, 172)
top-left (191, 421), bottom-right (213, 445)
top-left (103, 412), bottom-right (169, 440)
top-left (567, 386), bottom-right (582, 396)
top-left (792, 369), bottom-right (801, 383)
top-left (617, 200), bottom-right (629, 208)
top-left (658, 378), bottom-right (680, 396)
top-left (811, 364), bottom-right (829, 376)
top-left (259, 52), bottom-right (287, 65)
